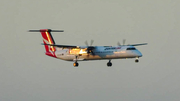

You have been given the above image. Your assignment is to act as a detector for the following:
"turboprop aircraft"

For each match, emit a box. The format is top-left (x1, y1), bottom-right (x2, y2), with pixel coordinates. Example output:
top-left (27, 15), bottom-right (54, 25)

top-left (29, 29), bottom-right (147, 67)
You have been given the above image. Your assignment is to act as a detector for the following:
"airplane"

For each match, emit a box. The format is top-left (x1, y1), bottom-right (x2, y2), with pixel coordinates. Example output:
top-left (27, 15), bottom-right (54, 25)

top-left (29, 29), bottom-right (147, 67)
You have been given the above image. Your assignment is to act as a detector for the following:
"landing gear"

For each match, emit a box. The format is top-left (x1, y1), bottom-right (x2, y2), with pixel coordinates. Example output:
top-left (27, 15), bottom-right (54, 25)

top-left (135, 59), bottom-right (139, 63)
top-left (73, 56), bottom-right (79, 67)
top-left (73, 62), bottom-right (79, 67)
top-left (135, 57), bottom-right (139, 63)
top-left (107, 60), bottom-right (112, 67)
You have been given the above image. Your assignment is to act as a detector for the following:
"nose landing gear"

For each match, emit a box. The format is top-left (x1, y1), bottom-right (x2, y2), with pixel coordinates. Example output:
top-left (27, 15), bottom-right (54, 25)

top-left (135, 59), bottom-right (139, 63)
top-left (135, 57), bottom-right (139, 63)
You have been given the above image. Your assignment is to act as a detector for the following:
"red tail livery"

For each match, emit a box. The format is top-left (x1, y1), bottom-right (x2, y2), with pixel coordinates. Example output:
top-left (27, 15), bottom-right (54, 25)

top-left (29, 29), bottom-right (64, 58)
top-left (40, 29), bottom-right (56, 52)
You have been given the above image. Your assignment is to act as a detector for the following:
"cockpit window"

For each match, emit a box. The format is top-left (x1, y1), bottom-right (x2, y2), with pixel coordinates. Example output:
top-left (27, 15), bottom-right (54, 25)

top-left (126, 48), bottom-right (136, 50)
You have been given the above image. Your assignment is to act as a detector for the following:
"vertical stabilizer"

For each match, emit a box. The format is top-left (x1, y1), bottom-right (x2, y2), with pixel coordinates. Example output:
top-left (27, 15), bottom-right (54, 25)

top-left (29, 29), bottom-right (64, 58)
top-left (40, 29), bottom-right (56, 52)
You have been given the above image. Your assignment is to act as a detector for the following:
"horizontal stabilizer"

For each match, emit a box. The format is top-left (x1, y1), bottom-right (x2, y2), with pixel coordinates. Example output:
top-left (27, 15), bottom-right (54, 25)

top-left (29, 29), bottom-right (64, 32)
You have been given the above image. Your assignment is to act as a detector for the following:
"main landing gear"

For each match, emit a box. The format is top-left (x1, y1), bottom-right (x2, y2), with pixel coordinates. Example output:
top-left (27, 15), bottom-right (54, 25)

top-left (73, 56), bottom-right (79, 67)
top-left (107, 60), bottom-right (112, 67)
top-left (73, 62), bottom-right (79, 67)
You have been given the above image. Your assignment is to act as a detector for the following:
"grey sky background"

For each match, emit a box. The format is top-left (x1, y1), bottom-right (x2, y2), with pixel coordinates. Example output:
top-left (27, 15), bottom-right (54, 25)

top-left (0, 0), bottom-right (180, 101)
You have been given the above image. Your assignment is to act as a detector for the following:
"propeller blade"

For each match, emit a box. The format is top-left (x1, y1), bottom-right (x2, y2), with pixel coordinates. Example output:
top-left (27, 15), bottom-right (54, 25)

top-left (90, 40), bottom-right (94, 46)
top-left (123, 39), bottom-right (126, 45)
top-left (117, 42), bottom-right (121, 46)
top-left (85, 40), bottom-right (89, 46)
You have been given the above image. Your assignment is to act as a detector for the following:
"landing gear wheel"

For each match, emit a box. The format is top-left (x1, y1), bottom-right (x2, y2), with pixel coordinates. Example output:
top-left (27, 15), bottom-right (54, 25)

top-left (135, 59), bottom-right (139, 63)
top-left (107, 60), bottom-right (112, 67)
top-left (107, 62), bottom-right (112, 67)
top-left (73, 62), bottom-right (79, 67)
top-left (73, 56), bottom-right (79, 67)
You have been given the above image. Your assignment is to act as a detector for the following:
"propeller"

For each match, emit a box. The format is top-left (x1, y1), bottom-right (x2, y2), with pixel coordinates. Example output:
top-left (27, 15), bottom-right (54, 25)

top-left (85, 40), bottom-right (94, 46)
top-left (85, 40), bottom-right (95, 56)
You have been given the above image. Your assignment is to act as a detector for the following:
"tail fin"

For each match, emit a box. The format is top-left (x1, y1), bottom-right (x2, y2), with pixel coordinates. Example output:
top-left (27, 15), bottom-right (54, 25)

top-left (29, 29), bottom-right (64, 58)
top-left (40, 29), bottom-right (56, 52)
top-left (29, 29), bottom-right (64, 52)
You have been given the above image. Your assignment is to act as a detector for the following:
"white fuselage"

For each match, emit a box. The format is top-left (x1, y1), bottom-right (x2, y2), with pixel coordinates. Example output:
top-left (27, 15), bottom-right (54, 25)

top-left (54, 46), bottom-right (142, 61)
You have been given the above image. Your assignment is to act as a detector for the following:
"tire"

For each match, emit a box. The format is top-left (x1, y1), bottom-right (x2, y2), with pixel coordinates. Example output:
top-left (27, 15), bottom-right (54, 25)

top-left (107, 62), bottom-right (112, 67)
top-left (73, 62), bottom-right (79, 67)
top-left (135, 59), bottom-right (139, 63)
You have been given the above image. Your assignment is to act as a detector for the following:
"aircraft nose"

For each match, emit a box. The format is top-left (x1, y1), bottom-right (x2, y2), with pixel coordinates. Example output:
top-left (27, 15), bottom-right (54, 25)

top-left (135, 50), bottom-right (142, 57)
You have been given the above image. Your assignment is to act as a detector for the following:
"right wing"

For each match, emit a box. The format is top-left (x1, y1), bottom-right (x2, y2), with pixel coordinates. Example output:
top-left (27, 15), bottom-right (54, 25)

top-left (42, 43), bottom-right (79, 48)
top-left (128, 43), bottom-right (148, 46)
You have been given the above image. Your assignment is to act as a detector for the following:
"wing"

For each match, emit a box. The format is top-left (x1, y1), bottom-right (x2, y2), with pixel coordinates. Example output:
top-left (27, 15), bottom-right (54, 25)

top-left (128, 43), bottom-right (148, 46)
top-left (42, 44), bottom-right (96, 55)
top-left (42, 43), bottom-right (79, 48)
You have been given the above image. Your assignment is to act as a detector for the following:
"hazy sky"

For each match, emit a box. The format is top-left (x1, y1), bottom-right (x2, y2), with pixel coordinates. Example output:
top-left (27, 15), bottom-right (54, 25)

top-left (0, 0), bottom-right (180, 101)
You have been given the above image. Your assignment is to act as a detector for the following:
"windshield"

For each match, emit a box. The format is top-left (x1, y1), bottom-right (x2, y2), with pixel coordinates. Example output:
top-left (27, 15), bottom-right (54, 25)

top-left (126, 47), bottom-right (136, 50)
